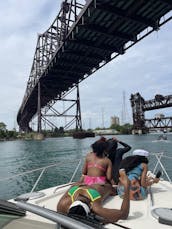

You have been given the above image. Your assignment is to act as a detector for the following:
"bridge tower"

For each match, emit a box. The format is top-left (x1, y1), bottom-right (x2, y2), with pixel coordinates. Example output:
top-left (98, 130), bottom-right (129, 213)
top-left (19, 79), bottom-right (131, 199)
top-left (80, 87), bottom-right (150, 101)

top-left (130, 93), bottom-right (147, 134)
top-left (130, 93), bottom-right (172, 134)
top-left (121, 91), bottom-right (130, 124)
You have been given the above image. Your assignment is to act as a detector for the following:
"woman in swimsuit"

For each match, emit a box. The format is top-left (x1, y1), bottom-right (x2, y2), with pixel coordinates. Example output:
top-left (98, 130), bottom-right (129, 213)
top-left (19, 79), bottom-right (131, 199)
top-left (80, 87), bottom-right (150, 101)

top-left (57, 169), bottom-right (130, 223)
top-left (80, 140), bottom-right (114, 185)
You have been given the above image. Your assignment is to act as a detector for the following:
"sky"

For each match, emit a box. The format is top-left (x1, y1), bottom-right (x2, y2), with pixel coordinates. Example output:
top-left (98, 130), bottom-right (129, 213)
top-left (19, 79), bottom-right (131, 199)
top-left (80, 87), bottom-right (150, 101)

top-left (0, 1), bottom-right (172, 130)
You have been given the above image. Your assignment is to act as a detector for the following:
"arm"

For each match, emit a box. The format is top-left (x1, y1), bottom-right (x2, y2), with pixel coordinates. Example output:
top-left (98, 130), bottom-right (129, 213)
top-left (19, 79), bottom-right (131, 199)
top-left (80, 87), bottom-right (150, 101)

top-left (146, 176), bottom-right (160, 185)
top-left (92, 170), bottom-right (130, 222)
top-left (112, 137), bottom-right (131, 151)
top-left (117, 140), bottom-right (131, 153)
top-left (79, 155), bottom-right (88, 182)
top-left (141, 164), bottom-right (160, 187)
top-left (107, 138), bottom-right (131, 163)
top-left (82, 158), bottom-right (88, 175)
top-left (106, 159), bottom-right (115, 185)
top-left (140, 163), bottom-right (148, 187)
top-left (113, 137), bottom-right (131, 159)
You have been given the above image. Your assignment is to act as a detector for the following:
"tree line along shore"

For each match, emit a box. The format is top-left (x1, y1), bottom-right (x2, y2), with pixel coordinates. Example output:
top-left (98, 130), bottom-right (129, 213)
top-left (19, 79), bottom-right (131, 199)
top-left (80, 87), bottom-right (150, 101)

top-left (0, 122), bottom-right (133, 141)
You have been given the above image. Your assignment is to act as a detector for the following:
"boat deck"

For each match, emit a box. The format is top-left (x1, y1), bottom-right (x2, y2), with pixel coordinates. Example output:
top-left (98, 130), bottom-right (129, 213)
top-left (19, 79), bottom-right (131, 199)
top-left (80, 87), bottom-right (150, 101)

top-left (5, 178), bottom-right (172, 229)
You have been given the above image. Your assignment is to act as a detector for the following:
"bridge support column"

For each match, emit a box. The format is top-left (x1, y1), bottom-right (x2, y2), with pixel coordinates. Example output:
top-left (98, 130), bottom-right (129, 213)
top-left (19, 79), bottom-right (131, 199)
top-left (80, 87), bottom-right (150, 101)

top-left (37, 81), bottom-right (42, 133)
top-left (130, 93), bottom-right (146, 134)
top-left (40, 84), bottom-right (83, 131)
top-left (76, 85), bottom-right (82, 130)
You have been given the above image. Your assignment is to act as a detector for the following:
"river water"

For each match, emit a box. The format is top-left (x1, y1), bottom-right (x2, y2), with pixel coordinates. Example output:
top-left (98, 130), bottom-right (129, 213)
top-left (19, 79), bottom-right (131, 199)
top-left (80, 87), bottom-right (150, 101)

top-left (0, 134), bottom-right (172, 200)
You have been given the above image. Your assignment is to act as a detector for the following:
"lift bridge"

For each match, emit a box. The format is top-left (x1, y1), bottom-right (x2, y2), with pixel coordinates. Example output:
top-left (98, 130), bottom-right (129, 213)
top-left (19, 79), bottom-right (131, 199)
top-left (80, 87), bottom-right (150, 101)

top-left (17, 0), bottom-right (172, 132)
top-left (131, 93), bottom-right (172, 134)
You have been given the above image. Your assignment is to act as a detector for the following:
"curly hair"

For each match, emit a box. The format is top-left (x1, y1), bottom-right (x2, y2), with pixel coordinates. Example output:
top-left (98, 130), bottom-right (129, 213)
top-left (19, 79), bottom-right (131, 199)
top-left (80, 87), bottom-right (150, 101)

top-left (119, 155), bottom-right (149, 173)
top-left (91, 141), bottom-right (108, 157)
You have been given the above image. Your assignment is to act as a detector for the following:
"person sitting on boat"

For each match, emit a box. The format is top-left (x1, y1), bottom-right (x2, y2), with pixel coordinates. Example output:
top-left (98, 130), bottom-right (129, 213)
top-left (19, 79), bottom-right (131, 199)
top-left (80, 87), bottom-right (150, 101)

top-left (117, 149), bottom-right (160, 200)
top-left (57, 169), bottom-right (130, 223)
top-left (80, 140), bottom-right (114, 185)
top-left (106, 137), bottom-right (131, 184)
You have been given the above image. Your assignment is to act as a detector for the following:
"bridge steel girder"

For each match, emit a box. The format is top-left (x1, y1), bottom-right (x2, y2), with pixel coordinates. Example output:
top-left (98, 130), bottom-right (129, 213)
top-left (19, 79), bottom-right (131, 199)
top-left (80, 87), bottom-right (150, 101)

top-left (41, 85), bottom-right (82, 131)
top-left (95, 4), bottom-right (159, 30)
top-left (145, 117), bottom-right (172, 129)
top-left (17, 0), bottom-right (172, 131)
top-left (131, 93), bottom-right (172, 133)
top-left (143, 95), bottom-right (172, 111)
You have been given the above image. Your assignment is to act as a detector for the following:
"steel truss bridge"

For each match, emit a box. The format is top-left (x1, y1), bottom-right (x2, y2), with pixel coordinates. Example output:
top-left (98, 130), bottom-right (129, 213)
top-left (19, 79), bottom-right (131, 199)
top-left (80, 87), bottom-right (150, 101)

top-left (130, 93), bottom-right (172, 133)
top-left (17, 0), bottom-right (172, 132)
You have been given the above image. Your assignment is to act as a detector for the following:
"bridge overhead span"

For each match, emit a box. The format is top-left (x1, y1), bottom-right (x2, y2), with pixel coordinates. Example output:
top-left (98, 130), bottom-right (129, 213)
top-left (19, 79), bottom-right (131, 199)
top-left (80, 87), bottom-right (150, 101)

top-left (143, 95), bottom-right (172, 111)
top-left (131, 93), bottom-right (172, 133)
top-left (17, 0), bottom-right (172, 131)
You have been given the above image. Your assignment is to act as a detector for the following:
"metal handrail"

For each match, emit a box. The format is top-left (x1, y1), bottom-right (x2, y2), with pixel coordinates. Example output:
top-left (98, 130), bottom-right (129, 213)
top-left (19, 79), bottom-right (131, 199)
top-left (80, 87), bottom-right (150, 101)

top-left (15, 201), bottom-right (95, 229)
top-left (53, 159), bottom-right (82, 193)
top-left (0, 153), bottom-right (171, 192)
top-left (0, 159), bottom-right (82, 193)
top-left (150, 152), bottom-right (172, 183)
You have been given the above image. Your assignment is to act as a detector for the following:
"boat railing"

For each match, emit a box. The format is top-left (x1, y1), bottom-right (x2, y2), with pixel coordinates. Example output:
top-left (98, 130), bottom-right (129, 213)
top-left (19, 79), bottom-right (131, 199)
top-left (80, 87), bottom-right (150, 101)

top-left (149, 152), bottom-right (172, 183)
top-left (0, 159), bottom-right (82, 194)
top-left (15, 201), bottom-right (96, 229)
top-left (0, 152), bottom-right (171, 198)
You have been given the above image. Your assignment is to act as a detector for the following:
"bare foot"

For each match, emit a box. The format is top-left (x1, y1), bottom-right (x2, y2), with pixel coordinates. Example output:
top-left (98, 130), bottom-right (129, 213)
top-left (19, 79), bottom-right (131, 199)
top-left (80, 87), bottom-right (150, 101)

top-left (119, 169), bottom-right (130, 187)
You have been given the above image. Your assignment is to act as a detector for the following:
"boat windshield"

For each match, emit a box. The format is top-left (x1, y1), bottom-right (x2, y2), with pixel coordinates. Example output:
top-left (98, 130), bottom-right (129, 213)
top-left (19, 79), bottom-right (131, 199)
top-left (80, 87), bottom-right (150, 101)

top-left (1, 216), bottom-right (56, 229)
top-left (0, 214), bottom-right (20, 228)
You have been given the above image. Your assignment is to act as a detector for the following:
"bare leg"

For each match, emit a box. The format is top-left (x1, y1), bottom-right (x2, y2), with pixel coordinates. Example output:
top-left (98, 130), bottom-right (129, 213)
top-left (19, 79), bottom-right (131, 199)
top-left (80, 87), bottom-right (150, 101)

top-left (118, 169), bottom-right (130, 219)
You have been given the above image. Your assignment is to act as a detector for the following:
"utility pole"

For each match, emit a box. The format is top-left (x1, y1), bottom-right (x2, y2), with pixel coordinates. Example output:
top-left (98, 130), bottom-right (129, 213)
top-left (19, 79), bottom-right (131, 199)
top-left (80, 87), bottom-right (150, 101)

top-left (102, 108), bottom-right (104, 129)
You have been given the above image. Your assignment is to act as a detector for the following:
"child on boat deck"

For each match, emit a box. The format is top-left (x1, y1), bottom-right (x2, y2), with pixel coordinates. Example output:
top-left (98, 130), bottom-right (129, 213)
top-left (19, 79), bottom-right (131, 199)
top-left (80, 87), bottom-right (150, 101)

top-left (117, 149), bottom-right (160, 200)
top-left (80, 139), bottom-right (115, 186)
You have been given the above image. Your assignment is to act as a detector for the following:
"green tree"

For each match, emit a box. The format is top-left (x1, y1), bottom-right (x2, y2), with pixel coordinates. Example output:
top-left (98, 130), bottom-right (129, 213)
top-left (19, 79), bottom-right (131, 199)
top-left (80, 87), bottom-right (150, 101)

top-left (7, 130), bottom-right (18, 139)
top-left (0, 122), bottom-right (6, 131)
top-left (110, 124), bottom-right (121, 132)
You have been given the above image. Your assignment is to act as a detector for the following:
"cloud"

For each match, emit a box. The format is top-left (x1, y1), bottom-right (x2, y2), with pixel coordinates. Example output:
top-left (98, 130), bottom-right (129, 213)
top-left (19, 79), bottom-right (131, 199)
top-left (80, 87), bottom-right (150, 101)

top-left (0, 0), bottom-right (59, 129)
top-left (79, 22), bottom-right (172, 128)
top-left (0, 1), bottom-right (172, 130)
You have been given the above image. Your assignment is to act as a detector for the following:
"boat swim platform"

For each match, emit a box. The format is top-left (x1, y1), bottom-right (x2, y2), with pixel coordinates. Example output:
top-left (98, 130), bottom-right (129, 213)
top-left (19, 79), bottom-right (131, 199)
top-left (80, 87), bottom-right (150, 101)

top-left (5, 179), bottom-right (172, 229)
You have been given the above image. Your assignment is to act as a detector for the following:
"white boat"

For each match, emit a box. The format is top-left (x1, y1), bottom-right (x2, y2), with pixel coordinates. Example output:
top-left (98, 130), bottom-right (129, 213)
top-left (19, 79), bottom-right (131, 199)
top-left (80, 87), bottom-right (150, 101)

top-left (1, 152), bottom-right (172, 229)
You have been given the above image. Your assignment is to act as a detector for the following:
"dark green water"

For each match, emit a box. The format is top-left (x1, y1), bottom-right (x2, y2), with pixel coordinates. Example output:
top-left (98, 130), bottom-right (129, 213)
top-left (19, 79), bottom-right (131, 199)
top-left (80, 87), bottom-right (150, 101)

top-left (0, 134), bottom-right (172, 200)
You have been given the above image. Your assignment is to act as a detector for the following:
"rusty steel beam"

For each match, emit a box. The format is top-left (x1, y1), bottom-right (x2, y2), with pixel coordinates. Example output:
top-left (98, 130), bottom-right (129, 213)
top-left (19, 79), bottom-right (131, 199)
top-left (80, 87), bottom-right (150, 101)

top-left (143, 95), bottom-right (172, 111)
top-left (145, 117), bottom-right (172, 129)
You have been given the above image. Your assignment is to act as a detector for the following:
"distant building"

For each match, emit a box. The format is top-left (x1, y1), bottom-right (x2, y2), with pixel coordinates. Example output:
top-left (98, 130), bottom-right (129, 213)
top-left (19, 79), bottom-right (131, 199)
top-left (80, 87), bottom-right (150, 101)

top-left (155, 113), bottom-right (165, 119)
top-left (111, 116), bottom-right (120, 126)
top-left (94, 129), bottom-right (119, 135)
